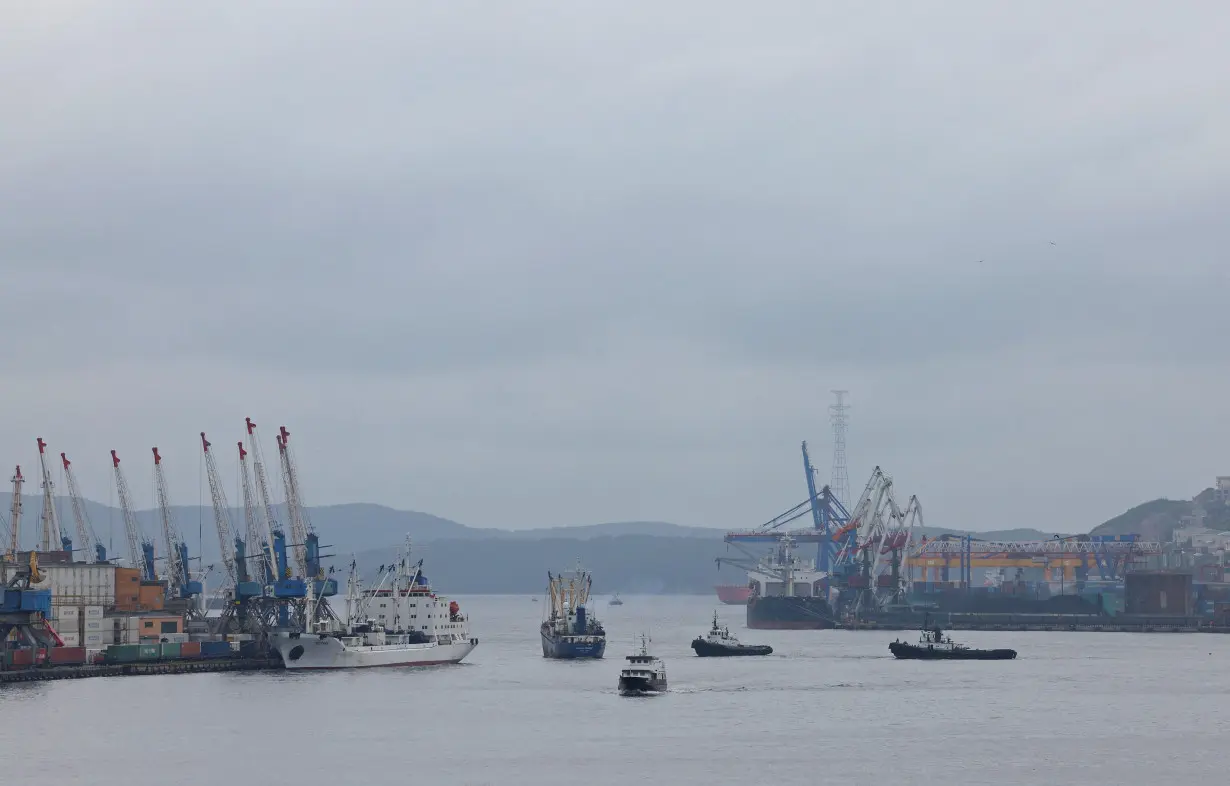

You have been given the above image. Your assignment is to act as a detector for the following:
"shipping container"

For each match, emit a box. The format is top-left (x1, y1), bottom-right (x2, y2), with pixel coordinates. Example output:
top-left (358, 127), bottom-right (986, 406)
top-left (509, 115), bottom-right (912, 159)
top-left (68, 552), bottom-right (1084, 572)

top-left (10, 648), bottom-right (34, 667)
top-left (200, 641), bottom-right (233, 659)
top-left (138, 644), bottom-right (161, 661)
top-left (49, 646), bottom-right (88, 665)
top-left (84, 633), bottom-right (114, 647)
top-left (104, 644), bottom-right (141, 664)
top-left (58, 605), bottom-right (80, 618)
top-left (83, 605), bottom-right (104, 618)
top-left (60, 633), bottom-right (82, 647)
top-left (160, 643), bottom-right (182, 659)
top-left (84, 619), bottom-right (105, 632)
top-left (30, 564), bottom-right (117, 607)
top-left (181, 641), bottom-right (202, 658)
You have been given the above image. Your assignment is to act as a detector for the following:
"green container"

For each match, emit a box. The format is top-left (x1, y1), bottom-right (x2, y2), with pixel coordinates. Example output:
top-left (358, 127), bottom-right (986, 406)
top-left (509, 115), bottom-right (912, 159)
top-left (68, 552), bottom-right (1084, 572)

top-left (160, 643), bottom-right (181, 659)
top-left (104, 644), bottom-right (141, 664)
top-left (138, 644), bottom-right (161, 661)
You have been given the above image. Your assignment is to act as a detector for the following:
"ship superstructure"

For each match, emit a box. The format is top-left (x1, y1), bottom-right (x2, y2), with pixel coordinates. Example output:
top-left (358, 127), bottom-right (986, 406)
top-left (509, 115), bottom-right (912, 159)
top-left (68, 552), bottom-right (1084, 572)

top-left (541, 562), bottom-right (606, 659)
top-left (272, 537), bottom-right (477, 669)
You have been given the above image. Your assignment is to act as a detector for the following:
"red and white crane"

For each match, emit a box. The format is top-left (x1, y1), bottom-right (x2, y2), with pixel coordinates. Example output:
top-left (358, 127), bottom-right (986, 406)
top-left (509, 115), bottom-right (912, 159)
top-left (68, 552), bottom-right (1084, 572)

top-left (112, 450), bottom-right (155, 580)
top-left (61, 452), bottom-right (105, 563)
top-left (276, 426), bottom-right (311, 579)
top-left (35, 438), bottom-right (62, 552)
top-left (200, 432), bottom-right (238, 588)
top-left (237, 440), bottom-right (273, 583)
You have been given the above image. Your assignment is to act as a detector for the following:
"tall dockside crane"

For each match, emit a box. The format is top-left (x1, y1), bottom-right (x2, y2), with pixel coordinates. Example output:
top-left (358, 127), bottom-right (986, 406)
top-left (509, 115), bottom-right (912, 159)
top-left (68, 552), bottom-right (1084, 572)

top-left (245, 419), bottom-right (306, 630)
top-left (200, 433), bottom-right (247, 596)
top-left (8, 466), bottom-right (23, 557)
top-left (112, 450), bottom-right (156, 580)
top-left (245, 418), bottom-right (283, 584)
top-left (61, 453), bottom-right (106, 563)
top-left (277, 426), bottom-right (335, 597)
top-left (237, 441), bottom-right (274, 587)
top-left (152, 447), bottom-right (202, 602)
top-left (35, 438), bottom-right (66, 552)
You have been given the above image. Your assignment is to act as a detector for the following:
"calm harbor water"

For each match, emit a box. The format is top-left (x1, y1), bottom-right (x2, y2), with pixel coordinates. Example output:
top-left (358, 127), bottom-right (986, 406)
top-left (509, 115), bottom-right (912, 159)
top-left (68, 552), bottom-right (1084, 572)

top-left (2, 594), bottom-right (1228, 785)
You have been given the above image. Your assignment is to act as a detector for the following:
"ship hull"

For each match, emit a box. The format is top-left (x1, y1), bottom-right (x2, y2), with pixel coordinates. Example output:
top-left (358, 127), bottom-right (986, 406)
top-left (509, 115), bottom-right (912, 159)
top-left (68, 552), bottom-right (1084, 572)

top-left (273, 634), bottom-right (478, 670)
top-left (746, 595), bottom-right (836, 630)
top-left (618, 675), bottom-right (666, 695)
top-left (889, 642), bottom-right (1016, 660)
top-left (715, 584), bottom-right (752, 605)
top-left (691, 639), bottom-right (772, 657)
top-left (541, 629), bottom-right (606, 659)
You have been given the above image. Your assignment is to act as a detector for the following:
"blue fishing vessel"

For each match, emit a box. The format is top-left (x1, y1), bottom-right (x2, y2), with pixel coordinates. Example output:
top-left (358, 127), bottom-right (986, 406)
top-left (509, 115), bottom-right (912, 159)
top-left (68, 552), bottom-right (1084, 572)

top-left (541, 563), bottom-right (606, 659)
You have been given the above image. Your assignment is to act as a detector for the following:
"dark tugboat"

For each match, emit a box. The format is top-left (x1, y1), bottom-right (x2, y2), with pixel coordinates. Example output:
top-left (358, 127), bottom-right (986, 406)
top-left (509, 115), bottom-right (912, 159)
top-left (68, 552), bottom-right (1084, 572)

top-left (691, 612), bottom-right (773, 657)
top-left (889, 617), bottom-right (1017, 661)
top-left (618, 634), bottom-right (667, 695)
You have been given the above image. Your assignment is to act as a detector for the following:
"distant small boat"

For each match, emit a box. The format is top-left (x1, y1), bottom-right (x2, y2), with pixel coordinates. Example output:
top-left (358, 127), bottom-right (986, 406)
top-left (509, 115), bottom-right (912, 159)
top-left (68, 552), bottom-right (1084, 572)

top-left (609, 593), bottom-right (623, 606)
top-left (618, 634), bottom-right (666, 696)
top-left (889, 617), bottom-right (1016, 661)
top-left (691, 611), bottom-right (772, 657)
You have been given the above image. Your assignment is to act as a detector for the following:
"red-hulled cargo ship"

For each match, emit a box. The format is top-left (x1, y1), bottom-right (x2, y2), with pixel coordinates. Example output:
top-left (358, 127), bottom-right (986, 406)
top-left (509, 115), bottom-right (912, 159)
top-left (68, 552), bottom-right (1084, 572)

top-left (715, 584), bottom-right (752, 605)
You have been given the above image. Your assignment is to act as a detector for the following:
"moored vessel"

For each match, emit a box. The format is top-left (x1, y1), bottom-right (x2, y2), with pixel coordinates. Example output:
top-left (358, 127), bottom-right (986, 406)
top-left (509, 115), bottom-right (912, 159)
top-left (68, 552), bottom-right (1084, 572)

top-left (272, 538), bottom-right (477, 670)
top-left (744, 539), bottom-right (836, 630)
top-left (541, 562), bottom-right (606, 659)
top-left (618, 634), bottom-right (667, 695)
top-left (889, 618), bottom-right (1016, 661)
top-left (609, 592), bottom-right (623, 606)
top-left (715, 584), bottom-right (752, 605)
top-left (691, 611), bottom-right (772, 657)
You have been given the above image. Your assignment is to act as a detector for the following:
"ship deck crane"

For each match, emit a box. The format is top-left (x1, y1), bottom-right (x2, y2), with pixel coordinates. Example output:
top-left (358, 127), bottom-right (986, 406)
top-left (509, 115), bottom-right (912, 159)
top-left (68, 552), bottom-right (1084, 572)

top-left (112, 450), bottom-right (156, 580)
top-left (152, 447), bottom-right (203, 605)
top-left (61, 453), bottom-right (106, 563)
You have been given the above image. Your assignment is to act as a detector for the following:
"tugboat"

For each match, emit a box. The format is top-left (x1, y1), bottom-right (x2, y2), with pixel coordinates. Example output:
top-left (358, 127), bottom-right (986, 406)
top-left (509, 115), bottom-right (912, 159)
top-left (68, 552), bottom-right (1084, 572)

top-left (691, 611), bottom-right (772, 657)
top-left (609, 592), bottom-right (624, 606)
top-left (540, 562), bottom-right (606, 659)
top-left (618, 634), bottom-right (667, 695)
top-left (889, 617), bottom-right (1017, 661)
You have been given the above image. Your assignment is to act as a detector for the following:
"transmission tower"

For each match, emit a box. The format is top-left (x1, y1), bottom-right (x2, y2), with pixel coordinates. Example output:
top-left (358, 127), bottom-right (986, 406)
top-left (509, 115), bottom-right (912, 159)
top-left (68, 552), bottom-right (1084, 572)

top-left (829, 390), bottom-right (850, 506)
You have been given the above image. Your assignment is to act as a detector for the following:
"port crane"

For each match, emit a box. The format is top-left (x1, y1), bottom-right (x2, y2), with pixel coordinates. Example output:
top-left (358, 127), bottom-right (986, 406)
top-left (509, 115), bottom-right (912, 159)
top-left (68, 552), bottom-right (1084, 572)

top-left (112, 450), bottom-right (156, 580)
top-left (3, 466), bottom-right (22, 560)
top-left (276, 426), bottom-right (336, 599)
top-left (829, 467), bottom-right (923, 612)
top-left (35, 438), bottom-right (67, 553)
top-left (152, 447), bottom-right (203, 607)
top-left (60, 453), bottom-right (106, 563)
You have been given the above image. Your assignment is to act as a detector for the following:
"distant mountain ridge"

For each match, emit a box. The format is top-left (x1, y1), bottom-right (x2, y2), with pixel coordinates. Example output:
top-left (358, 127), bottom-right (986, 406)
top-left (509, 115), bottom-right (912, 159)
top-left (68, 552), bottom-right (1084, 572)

top-left (2, 490), bottom-right (1181, 594)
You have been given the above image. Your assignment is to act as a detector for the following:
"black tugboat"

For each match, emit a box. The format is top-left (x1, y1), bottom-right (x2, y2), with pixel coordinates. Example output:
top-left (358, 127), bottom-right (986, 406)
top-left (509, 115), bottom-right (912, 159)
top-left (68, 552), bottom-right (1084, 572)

top-left (889, 617), bottom-right (1017, 661)
top-left (618, 634), bottom-right (667, 695)
top-left (691, 612), bottom-right (773, 657)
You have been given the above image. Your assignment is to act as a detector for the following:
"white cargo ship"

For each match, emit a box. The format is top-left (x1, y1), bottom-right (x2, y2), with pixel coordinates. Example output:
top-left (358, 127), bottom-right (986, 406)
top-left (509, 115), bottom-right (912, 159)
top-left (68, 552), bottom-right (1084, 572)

top-left (272, 539), bottom-right (477, 670)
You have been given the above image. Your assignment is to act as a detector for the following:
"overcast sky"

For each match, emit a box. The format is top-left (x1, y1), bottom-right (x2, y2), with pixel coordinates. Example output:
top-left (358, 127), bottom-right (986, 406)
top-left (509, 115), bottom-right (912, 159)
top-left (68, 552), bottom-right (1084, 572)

top-left (2, 2), bottom-right (1228, 537)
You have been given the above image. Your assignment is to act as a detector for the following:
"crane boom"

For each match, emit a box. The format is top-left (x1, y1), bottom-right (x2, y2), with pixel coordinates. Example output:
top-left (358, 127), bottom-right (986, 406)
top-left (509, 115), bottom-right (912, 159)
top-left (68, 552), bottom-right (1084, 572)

top-left (152, 447), bottom-right (190, 597)
top-left (276, 428), bottom-right (309, 578)
top-left (200, 433), bottom-right (238, 586)
top-left (36, 438), bottom-right (63, 552)
top-left (112, 451), bottom-right (155, 580)
top-left (7, 466), bottom-right (22, 557)
top-left (237, 441), bottom-right (272, 584)
top-left (61, 453), bottom-right (104, 563)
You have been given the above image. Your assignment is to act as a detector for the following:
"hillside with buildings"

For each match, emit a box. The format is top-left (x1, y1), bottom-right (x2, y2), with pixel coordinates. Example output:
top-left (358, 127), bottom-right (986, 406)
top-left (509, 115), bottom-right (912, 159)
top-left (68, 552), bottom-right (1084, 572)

top-left (1091, 477), bottom-right (1230, 545)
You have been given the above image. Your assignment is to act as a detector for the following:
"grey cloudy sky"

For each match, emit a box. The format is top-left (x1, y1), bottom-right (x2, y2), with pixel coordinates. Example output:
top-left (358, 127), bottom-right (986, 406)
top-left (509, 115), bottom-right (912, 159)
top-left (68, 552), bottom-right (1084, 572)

top-left (2, 2), bottom-right (1229, 535)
